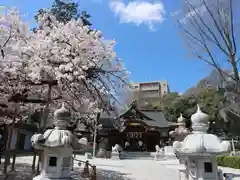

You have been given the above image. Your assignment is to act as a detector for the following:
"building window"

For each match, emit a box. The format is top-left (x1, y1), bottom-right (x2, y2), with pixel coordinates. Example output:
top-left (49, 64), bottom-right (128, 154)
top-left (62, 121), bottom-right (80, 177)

top-left (49, 157), bottom-right (57, 167)
top-left (204, 162), bottom-right (213, 173)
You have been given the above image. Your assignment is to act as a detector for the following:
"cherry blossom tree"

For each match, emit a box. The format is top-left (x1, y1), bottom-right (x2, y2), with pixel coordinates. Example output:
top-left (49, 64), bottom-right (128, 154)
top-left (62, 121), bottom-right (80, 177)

top-left (26, 12), bottom-right (129, 127)
top-left (0, 8), bottom-right (36, 122)
top-left (0, 8), bottom-right (44, 172)
top-left (0, 8), bottom-right (129, 130)
top-left (0, 7), bottom-right (129, 171)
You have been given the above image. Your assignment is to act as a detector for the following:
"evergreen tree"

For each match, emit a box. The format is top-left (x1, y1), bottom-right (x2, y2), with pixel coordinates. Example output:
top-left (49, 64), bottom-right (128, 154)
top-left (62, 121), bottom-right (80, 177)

top-left (35, 0), bottom-right (92, 26)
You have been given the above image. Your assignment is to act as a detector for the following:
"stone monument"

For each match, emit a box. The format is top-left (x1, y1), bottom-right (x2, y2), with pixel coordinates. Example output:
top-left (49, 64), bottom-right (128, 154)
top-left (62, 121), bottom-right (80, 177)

top-left (96, 137), bottom-right (109, 158)
top-left (173, 105), bottom-right (231, 180)
top-left (31, 103), bottom-right (73, 180)
top-left (153, 145), bottom-right (163, 161)
top-left (111, 144), bottom-right (121, 160)
top-left (163, 145), bottom-right (176, 159)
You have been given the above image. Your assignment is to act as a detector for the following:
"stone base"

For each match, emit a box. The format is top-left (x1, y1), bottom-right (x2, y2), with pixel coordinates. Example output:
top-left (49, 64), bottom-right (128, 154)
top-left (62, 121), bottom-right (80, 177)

top-left (178, 168), bottom-right (188, 180)
top-left (96, 148), bottom-right (106, 158)
top-left (111, 152), bottom-right (120, 160)
top-left (164, 154), bottom-right (177, 160)
top-left (33, 175), bottom-right (74, 180)
top-left (154, 153), bottom-right (163, 161)
top-left (150, 152), bottom-right (164, 161)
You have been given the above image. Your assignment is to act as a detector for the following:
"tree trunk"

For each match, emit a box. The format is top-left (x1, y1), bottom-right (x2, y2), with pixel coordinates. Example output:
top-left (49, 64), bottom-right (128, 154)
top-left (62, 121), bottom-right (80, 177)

top-left (40, 84), bottom-right (53, 131)
top-left (4, 124), bottom-right (13, 173)
top-left (32, 150), bottom-right (37, 174)
top-left (11, 127), bottom-right (21, 171)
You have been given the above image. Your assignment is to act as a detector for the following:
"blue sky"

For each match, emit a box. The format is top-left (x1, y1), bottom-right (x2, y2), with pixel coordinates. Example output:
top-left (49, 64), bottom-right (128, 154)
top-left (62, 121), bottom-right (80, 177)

top-left (1, 0), bottom-right (212, 93)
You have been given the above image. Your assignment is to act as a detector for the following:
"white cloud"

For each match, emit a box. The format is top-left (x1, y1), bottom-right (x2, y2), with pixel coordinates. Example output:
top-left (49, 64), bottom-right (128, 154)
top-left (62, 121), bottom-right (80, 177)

top-left (109, 0), bottom-right (166, 31)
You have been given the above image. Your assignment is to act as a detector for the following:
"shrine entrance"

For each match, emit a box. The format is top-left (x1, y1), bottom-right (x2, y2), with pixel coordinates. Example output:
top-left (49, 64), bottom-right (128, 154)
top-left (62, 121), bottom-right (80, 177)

top-left (125, 132), bottom-right (145, 151)
top-left (124, 131), bottom-right (160, 151)
top-left (123, 123), bottom-right (160, 152)
top-left (144, 131), bottom-right (160, 151)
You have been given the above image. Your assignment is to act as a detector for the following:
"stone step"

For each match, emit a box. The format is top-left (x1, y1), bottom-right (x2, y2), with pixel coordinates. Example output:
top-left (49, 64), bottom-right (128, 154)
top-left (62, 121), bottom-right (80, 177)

top-left (120, 151), bottom-right (154, 160)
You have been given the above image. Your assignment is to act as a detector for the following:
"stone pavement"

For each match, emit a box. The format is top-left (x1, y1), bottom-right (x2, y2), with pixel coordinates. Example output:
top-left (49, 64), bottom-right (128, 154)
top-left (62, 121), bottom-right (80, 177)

top-left (1, 156), bottom-right (240, 180)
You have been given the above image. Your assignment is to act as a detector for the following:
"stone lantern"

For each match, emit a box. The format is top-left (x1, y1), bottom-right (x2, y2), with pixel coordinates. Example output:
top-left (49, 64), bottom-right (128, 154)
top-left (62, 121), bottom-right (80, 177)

top-left (31, 103), bottom-right (73, 180)
top-left (169, 114), bottom-right (191, 142)
top-left (173, 105), bottom-right (231, 180)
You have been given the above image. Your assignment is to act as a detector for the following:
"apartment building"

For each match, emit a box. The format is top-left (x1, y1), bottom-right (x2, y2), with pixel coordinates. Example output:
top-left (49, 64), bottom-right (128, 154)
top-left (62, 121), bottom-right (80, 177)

top-left (129, 81), bottom-right (170, 109)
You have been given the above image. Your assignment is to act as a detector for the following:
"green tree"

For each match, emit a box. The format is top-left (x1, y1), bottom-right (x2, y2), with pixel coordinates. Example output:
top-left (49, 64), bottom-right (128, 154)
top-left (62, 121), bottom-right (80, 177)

top-left (151, 104), bottom-right (162, 110)
top-left (163, 89), bottom-right (226, 131)
top-left (162, 92), bottom-right (179, 107)
top-left (35, 0), bottom-right (92, 26)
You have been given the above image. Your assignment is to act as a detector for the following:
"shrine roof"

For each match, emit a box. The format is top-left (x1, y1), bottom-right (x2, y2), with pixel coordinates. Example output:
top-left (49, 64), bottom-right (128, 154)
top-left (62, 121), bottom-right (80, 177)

top-left (77, 104), bottom-right (174, 132)
top-left (118, 101), bottom-right (172, 128)
top-left (140, 111), bottom-right (170, 127)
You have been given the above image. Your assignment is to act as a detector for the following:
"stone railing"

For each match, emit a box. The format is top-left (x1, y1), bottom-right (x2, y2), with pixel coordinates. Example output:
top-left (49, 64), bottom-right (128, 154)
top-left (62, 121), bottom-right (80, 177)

top-left (72, 157), bottom-right (97, 180)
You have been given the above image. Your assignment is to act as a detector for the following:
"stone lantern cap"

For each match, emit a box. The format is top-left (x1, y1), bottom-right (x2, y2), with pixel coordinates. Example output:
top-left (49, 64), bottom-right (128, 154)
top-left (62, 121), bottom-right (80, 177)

top-left (54, 102), bottom-right (71, 121)
top-left (31, 103), bottom-right (73, 148)
top-left (177, 113), bottom-right (186, 125)
top-left (173, 105), bottom-right (231, 156)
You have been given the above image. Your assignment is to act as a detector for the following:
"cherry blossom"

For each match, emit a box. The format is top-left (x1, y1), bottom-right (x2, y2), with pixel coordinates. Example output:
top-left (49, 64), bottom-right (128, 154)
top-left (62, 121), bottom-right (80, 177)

top-left (0, 8), bottom-right (129, 127)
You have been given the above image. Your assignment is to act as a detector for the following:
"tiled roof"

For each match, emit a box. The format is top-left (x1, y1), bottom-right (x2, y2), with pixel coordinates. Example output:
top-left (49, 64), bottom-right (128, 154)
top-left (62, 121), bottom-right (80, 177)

top-left (140, 111), bottom-right (170, 128)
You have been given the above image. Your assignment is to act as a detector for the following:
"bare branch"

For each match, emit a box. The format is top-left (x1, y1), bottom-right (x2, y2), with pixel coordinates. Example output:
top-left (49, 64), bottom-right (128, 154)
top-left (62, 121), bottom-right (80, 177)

top-left (229, 0), bottom-right (237, 55)
top-left (179, 0), bottom-right (239, 92)
top-left (186, 0), bottom-right (229, 56)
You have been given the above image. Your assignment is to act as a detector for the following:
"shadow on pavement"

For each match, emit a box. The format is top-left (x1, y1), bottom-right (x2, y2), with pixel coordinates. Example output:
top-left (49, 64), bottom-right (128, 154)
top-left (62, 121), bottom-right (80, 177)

top-left (0, 163), bottom-right (133, 180)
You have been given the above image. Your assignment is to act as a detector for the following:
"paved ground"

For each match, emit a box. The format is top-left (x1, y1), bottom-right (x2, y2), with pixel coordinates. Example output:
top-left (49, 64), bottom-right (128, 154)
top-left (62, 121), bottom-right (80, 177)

top-left (87, 158), bottom-right (179, 180)
top-left (0, 155), bottom-right (240, 180)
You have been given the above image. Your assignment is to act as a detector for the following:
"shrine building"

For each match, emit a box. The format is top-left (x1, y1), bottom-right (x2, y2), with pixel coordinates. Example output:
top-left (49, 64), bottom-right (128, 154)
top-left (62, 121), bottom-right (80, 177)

top-left (95, 102), bottom-right (176, 152)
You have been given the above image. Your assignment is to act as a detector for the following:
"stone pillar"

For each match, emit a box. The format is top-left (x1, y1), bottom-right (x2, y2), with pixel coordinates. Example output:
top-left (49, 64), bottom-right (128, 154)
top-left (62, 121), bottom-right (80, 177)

top-left (33, 147), bottom-right (73, 180)
top-left (111, 151), bottom-right (120, 160)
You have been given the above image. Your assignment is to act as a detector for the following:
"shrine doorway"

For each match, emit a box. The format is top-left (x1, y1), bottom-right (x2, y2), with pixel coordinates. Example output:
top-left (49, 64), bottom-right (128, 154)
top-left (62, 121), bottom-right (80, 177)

top-left (124, 132), bottom-right (146, 151)
top-left (144, 131), bottom-right (160, 151)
